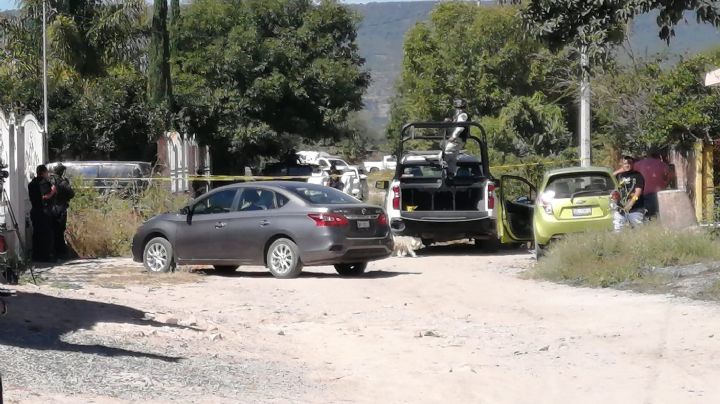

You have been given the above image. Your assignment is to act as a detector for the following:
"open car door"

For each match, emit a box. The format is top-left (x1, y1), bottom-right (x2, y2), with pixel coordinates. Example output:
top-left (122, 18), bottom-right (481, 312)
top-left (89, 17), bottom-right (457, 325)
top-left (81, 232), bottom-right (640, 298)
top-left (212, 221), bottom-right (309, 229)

top-left (497, 175), bottom-right (536, 244)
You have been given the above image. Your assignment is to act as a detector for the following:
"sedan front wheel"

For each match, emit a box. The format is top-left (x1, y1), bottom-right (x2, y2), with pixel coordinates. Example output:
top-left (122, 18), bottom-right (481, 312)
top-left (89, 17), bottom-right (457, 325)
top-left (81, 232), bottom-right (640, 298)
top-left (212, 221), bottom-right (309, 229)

top-left (143, 237), bottom-right (176, 273)
top-left (266, 238), bottom-right (303, 279)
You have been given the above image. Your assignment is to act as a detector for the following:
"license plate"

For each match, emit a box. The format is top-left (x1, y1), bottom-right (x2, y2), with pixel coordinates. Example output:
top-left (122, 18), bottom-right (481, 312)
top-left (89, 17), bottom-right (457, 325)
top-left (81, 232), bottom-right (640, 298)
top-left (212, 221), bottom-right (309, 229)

top-left (573, 207), bottom-right (592, 217)
top-left (357, 220), bottom-right (370, 229)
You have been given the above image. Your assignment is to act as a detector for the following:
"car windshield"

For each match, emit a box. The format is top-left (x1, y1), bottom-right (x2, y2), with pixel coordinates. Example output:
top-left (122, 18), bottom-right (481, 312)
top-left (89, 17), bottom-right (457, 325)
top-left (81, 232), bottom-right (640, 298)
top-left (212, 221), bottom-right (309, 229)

top-left (282, 184), bottom-right (359, 204)
top-left (545, 172), bottom-right (614, 198)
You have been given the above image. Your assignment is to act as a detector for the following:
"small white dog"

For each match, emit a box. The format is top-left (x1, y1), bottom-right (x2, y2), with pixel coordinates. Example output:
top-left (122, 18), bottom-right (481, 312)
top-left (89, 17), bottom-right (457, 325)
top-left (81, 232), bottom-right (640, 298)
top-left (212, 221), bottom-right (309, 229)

top-left (392, 236), bottom-right (424, 258)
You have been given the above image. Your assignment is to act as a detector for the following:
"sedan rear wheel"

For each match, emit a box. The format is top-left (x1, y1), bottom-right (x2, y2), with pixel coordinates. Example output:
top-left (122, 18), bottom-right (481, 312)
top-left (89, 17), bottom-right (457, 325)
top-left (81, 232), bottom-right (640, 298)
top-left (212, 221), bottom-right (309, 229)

top-left (143, 237), bottom-right (176, 273)
top-left (266, 239), bottom-right (303, 279)
top-left (334, 262), bottom-right (368, 277)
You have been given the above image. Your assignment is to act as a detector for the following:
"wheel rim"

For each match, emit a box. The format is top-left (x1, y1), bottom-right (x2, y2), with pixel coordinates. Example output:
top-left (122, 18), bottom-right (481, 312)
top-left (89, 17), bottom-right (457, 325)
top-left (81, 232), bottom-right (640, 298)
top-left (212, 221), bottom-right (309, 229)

top-left (146, 243), bottom-right (168, 272)
top-left (270, 244), bottom-right (294, 274)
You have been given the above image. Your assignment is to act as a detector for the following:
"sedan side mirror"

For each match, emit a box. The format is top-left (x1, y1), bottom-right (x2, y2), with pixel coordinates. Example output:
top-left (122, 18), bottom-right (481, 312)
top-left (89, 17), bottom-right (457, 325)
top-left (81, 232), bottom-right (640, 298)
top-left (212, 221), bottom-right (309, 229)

top-left (375, 180), bottom-right (389, 190)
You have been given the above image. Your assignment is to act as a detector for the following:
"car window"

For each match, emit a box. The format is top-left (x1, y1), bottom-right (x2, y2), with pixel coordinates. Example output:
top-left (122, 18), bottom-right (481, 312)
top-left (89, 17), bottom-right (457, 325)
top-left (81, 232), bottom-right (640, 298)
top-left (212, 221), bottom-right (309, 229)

top-left (319, 160), bottom-right (329, 168)
top-left (238, 188), bottom-right (281, 211)
top-left (545, 173), bottom-right (614, 198)
top-left (455, 164), bottom-right (482, 177)
top-left (401, 165), bottom-right (442, 178)
top-left (330, 159), bottom-right (347, 168)
top-left (66, 165), bottom-right (99, 178)
top-left (193, 189), bottom-right (237, 215)
top-left (288, 186), bottom-right (359, 205)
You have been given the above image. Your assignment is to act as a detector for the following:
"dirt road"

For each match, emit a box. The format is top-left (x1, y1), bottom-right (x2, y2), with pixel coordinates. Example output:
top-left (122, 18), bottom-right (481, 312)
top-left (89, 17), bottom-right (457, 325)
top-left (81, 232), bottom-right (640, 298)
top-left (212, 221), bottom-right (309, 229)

top-left (3, 244), bottom-right (720, 403)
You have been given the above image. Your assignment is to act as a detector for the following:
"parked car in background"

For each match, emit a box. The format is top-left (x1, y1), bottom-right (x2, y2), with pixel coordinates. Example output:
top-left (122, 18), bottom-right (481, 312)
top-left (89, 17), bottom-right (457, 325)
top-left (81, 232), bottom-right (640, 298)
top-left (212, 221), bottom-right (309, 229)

top-left (47, 161), bottom-right (152, 194)
top-left (132, 182), bottom-right (393, 278)
top-left (533, 167), bottom-right (619, 259)
top-left (364, 155), bottom-right (397, 173)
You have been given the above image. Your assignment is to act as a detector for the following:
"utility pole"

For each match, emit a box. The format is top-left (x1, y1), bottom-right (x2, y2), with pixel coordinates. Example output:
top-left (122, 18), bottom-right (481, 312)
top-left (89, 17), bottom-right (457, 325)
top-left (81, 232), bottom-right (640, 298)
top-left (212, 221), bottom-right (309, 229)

top-left (579, 43), bottom-right (591, 167)
top-left (42, 0), bottom-right (48, 136)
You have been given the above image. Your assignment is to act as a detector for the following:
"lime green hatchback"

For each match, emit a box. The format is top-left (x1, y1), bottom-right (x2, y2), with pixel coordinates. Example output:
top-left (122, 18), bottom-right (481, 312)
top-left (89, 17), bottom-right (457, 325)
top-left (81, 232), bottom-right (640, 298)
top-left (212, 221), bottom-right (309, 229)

top-left (532, 167), bottom-right (619, 258)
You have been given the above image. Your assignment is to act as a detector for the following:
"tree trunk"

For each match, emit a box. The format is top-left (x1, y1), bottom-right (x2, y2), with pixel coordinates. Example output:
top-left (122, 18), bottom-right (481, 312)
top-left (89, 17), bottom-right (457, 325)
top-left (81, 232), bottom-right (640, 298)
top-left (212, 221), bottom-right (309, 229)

top-left (148, 0), bottom-right (172, 106)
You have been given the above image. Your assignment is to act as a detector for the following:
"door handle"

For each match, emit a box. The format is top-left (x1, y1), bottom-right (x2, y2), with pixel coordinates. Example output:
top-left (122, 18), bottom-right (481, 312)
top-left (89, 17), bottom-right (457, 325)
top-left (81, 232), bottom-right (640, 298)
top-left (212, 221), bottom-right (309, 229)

top-left (260, 220), bottom-right (270, 227)
top-left (215, 222), bottom-right (226, 229)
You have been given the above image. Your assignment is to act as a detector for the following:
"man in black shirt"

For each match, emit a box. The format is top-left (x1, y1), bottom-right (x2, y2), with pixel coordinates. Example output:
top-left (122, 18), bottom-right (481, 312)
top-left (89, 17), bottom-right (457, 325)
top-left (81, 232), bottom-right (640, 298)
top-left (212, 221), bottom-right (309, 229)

top-left (50, 164), bottom-right (75, 260)
top-left (613, 156), bottom-right (646, 231)
top-left (28, 165), bottom-right (56, 262)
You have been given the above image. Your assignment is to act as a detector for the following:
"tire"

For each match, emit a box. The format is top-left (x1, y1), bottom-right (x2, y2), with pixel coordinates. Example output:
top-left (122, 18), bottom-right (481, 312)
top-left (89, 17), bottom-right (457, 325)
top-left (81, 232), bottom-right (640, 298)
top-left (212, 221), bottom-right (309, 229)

top-left (266, 238), bottom-right (303, 279)
top-left (334, 262), bottom-right (368, 277)
top-left (475, 237), bottom-right (500, 253)
top-left (421, 239), bottom-right (433, 248)
top-left (214, 265), bottom-right (239, 273)
top-left (143, 237), bottom-right (176, 273)
top-left (369, 167), bottom-right (379, 173)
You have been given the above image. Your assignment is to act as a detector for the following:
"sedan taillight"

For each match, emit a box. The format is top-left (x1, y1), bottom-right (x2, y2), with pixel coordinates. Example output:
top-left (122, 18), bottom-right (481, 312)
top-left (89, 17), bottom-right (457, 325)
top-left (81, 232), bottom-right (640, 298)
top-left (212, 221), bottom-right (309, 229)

top-left (308, 213), bottom-right (349, 227)
top-left (377, 213), bottom-right (388, 226)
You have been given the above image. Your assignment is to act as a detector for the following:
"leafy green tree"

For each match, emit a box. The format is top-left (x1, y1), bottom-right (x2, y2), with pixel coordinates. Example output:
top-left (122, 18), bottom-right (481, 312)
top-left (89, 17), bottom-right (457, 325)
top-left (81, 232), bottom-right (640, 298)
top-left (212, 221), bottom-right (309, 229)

top-left (649, 50), bottom-right (720, 150)
top-left (501, 0), bottom-right (720, 164)
top-left (0, 0), bottom-right (155, 160)
top-left (387, 3), bottom-right (574, 159)
top-left (172, 0), bottom-right (370, 172)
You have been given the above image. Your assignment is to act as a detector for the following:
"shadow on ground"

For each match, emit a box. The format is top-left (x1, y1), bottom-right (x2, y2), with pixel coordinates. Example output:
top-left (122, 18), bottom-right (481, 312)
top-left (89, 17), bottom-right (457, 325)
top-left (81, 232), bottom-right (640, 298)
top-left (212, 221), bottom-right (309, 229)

top-left (416, 243), bottom-right (529, 257)
top-left (197, 268), bottom-right (420, 279)
top-left (0, 292), bottom-right (189, 362)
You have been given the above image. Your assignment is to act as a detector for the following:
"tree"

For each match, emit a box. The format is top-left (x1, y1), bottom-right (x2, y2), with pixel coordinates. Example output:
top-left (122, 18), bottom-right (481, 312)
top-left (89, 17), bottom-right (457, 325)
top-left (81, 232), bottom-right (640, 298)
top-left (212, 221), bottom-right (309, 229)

top-left (501, 0), bottom-right (720, 165)
top-left (148, 0), bottom-right (171, 106)
top-left (649, 50), bottom-right (720, 150)
top-left (0, 0), bottom-right (156, 160)
top-left (172, 0), bottom-right (370, 172)
top-left (387, 3), bottom-right (575, 158)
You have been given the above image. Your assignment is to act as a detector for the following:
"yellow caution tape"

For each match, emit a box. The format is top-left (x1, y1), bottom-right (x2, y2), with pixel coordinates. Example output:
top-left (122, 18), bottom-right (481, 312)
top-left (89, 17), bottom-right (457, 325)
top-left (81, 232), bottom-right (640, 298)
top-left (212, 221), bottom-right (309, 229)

top-left (67, 159), bottom-right (582, 183)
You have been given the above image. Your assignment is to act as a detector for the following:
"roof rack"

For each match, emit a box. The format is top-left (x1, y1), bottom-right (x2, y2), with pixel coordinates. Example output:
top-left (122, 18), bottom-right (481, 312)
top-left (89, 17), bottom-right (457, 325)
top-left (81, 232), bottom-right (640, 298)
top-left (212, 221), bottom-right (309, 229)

top-left (397, 121), bottom-right (490, 177)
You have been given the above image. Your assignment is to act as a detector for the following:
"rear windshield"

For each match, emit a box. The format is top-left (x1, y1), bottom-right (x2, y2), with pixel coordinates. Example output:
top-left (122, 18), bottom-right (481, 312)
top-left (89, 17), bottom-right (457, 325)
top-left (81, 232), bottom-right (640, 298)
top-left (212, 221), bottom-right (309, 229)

top-left (545, 173), bottom-right (614, 198)
top-left (283, 184), bottom-right (359, 205)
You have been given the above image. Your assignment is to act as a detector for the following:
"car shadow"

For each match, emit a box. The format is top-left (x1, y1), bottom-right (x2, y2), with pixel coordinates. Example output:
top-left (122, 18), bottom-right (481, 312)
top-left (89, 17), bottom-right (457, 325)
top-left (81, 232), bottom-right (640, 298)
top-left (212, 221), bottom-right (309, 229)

top-left (196, 269), bottom-right (420, 279)
top-left (416, 243), bottom-right (529, 257)
top-left (0, 292), bottom-right (189, 362)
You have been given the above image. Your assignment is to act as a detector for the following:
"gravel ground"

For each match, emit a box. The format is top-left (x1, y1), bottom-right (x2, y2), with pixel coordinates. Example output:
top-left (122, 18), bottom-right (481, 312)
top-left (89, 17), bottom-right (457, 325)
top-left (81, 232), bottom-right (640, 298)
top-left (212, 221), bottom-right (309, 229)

top-left (0, 261), bottom-right (313, 403)
top-left (4, 247), bottom-right (720, 403)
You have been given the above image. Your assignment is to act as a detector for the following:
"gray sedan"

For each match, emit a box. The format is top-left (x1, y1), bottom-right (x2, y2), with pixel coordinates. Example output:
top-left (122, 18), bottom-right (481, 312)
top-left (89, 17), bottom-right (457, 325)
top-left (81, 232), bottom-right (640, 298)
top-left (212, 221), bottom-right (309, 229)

top-left (131, 182), bottom-right (394, 278)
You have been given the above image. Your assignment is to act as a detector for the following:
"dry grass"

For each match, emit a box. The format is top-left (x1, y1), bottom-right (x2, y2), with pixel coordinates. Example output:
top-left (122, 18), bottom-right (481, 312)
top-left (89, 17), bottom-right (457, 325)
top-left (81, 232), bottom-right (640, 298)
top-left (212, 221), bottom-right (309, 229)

top-left (66, 183), bottom-right (189, 258)
top-left (531, 225), bottom-right (720, 288)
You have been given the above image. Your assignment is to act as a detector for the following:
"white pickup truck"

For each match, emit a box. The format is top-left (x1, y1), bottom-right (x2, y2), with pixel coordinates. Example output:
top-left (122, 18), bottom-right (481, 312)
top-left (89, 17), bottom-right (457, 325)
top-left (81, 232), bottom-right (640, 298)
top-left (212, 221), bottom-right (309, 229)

top-left (363, 155), bottom-right (397, 173)
top-left (296, 152), bottom-right (369, 201)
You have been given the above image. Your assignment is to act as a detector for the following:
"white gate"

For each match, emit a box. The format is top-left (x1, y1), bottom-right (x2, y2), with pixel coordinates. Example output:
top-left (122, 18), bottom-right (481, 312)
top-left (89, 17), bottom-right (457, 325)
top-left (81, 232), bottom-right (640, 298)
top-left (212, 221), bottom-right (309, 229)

top-left (0, 108), bottom-right (46, 258)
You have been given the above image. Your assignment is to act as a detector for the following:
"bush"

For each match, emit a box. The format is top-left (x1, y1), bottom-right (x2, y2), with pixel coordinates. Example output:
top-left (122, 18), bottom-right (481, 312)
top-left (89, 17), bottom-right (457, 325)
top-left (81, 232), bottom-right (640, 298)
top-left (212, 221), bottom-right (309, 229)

top-left (532, 225), bottom-right (720, 288)
top-left (66, 181), bottom-right (189, 258)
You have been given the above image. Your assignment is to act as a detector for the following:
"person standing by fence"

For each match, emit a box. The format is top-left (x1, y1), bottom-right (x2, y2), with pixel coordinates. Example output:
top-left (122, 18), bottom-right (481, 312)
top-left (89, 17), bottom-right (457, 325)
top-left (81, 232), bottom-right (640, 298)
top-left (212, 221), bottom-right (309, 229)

top-left (51, 163), bottom-right (75, 260)
top-left (28, 165), bottom-right (56, 262)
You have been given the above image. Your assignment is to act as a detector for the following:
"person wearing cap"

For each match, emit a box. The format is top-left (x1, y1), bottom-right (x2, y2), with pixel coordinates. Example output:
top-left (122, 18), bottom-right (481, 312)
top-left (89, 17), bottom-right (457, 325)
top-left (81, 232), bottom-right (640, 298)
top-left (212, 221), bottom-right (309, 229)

top-left (613, 156), bottom-right (646, 231)
top-left (50, 163), bottom-right (75, 260)
top-left (441, 98), bottom-right (470, 179)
